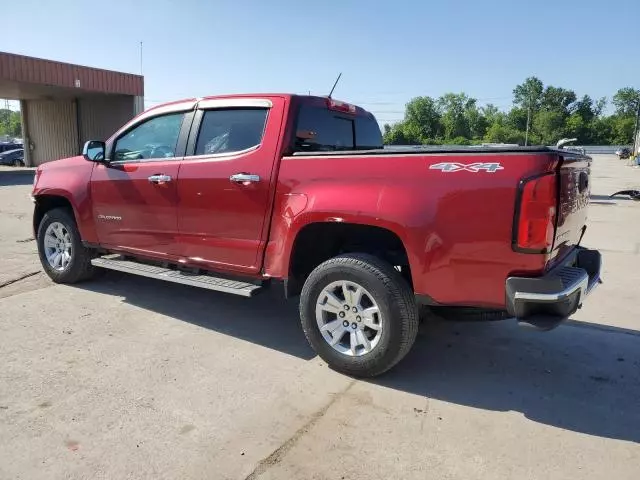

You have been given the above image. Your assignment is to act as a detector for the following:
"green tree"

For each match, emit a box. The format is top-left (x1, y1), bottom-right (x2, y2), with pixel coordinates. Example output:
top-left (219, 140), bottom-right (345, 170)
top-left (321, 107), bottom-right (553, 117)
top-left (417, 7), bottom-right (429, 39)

top-left (513, 77), bottom-right (544, 110)
top-left (404, 96), bottom-right (443, 142)
top-left (610, 116), bottom-right (636, 144)
top-left (565, 113), bottom-right (588, 142)
top-left (612, 87), bottom-right (640, 116)
top-left (589, 117), bottom-right (615, 144)
top-left (506, 107), bottom-right (528, 132)
top-left (484, 122), bottom-right (525, 144)
top-left (594, 97), bottom-right (607, 117)
top-left (0, 109), bottom-right (22, 138)
top-left (437, 93), bottom-right (473, 140)
top-left (382, 122), bottom-right (417, 145)
top-left (481, 104), bottom-right (502, 125)
top-left (381, 78), bottom-right (637, 147)
top-left (464, 99), bottom-right (488, 139)
top-left (540, 86), bottom-right (577, 113)
top-left (573, 95), bottom-right (597, 123)
top-left (533, 110), bottom-right (566, 144)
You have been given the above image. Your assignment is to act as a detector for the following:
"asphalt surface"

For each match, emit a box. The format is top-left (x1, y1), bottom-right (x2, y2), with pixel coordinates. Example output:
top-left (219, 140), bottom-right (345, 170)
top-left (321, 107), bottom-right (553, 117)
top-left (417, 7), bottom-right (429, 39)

top-left (0, 156), bottom-right (639, 479)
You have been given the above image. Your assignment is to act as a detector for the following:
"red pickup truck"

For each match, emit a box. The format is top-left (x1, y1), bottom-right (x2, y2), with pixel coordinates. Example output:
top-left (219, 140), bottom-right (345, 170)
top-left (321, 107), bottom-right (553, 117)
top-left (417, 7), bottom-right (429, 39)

top-left (32, 94), bottom-right (601, 377)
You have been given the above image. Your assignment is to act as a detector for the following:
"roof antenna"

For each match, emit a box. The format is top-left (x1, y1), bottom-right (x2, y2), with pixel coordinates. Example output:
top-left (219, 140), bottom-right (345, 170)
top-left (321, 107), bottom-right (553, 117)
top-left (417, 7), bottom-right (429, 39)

top-left (328, 73), bottom-right (342, 98)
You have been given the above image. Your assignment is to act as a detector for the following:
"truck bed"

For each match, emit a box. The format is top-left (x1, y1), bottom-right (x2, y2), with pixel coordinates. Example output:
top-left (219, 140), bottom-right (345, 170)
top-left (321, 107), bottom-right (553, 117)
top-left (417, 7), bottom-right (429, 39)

top-left (291, 145), bottom-right (590, 159)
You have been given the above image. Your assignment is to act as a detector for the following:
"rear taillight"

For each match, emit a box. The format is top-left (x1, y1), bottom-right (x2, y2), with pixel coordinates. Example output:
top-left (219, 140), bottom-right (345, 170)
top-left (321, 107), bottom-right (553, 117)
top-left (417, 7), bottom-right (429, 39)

top-left (514, 173), bottom-right (557, 252)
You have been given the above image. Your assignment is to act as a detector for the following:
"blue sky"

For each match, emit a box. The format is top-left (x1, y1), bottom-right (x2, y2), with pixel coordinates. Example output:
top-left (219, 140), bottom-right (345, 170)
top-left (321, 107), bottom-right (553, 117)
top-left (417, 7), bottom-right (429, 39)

top-left (3, 0), bottom-right (639, 123)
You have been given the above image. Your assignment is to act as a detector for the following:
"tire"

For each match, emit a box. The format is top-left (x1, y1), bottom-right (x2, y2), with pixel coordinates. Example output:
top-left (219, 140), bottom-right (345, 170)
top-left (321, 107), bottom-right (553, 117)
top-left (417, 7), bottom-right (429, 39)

top-left (300, 253), bottom-right (418, 377)
top-left (36, 207), bottom-right (98, 283)
top-left (13, 159), bottom-right (24, 167)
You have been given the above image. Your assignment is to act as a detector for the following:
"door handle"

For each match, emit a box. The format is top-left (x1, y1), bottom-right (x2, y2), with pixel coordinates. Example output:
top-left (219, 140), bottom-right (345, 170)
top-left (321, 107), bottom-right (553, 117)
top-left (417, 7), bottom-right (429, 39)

top-left (148, 174), bottom-right (172, 184)
top-left (230, 173), bottom-right (260, 184)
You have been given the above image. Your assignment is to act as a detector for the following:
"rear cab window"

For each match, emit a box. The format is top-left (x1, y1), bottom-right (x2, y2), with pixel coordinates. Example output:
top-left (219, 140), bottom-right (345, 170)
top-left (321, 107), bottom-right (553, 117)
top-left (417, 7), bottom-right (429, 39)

top-left (294, 99), bottom-right (382, 152)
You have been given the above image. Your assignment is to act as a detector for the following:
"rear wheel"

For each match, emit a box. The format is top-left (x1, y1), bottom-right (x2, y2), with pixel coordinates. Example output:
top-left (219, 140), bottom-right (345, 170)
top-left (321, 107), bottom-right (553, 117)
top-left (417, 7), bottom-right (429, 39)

top-left (12, 159), bottom-right (24, 167)
top-left (37, 208), bottom-right (98, 283)
top-left (300, 253), bottom-right (418, 377)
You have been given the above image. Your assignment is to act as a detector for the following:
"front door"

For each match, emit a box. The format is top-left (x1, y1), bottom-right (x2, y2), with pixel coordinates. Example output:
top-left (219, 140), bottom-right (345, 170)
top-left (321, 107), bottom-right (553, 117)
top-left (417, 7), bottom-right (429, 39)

top-left (90, 111), bottom-right (188, 259)
top-left (176, 98), bottom-right (284, 273)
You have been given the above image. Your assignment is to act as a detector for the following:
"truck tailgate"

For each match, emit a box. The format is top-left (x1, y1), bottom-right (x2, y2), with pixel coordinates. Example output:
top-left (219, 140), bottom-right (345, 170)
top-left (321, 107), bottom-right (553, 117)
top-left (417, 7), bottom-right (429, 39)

top-left (553, 154), bottom-right (591, 260)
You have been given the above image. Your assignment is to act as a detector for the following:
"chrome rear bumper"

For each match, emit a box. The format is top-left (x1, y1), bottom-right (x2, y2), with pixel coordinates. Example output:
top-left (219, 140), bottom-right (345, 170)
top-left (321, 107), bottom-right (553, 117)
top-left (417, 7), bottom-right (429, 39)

top-left (506, 247), bottom-right (601, 330)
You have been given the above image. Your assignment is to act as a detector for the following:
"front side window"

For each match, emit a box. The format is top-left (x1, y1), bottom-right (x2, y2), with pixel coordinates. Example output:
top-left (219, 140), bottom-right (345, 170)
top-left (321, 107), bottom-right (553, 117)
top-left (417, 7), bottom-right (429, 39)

top-left (113, 113), bottom-right (184, 161)
top-left (195, 108), bottom-right (268, 155)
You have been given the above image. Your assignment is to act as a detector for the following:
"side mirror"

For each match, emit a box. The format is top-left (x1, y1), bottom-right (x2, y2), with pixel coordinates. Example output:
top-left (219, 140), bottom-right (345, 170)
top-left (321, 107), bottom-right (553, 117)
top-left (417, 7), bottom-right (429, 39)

top-left (82, 140), bottom-right (106, 162)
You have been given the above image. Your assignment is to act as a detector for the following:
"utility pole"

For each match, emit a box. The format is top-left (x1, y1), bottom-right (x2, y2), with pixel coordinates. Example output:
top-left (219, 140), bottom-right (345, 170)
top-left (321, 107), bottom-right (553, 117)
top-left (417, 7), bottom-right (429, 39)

top-left (3, 99), bottom-right (10, 140)
top-left (139, 41), bottom-right (145, 113)
top-left (525, 97), bottom-right (532, 146)
top-left (633, 100), bottom-right (640, 155)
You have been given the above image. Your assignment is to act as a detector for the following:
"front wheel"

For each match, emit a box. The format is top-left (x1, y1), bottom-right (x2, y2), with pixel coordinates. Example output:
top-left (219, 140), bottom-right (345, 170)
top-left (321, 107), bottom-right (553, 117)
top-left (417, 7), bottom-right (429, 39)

top-left (300, 253), bottom-right (418, 377)
top-left (36, 207), bottom-right (98, 283)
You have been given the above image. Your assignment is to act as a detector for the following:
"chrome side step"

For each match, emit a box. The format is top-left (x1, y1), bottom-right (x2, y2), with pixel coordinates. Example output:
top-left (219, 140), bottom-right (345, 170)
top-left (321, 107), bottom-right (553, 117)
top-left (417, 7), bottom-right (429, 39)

top-left (91, 256), bottom-right (262, 297)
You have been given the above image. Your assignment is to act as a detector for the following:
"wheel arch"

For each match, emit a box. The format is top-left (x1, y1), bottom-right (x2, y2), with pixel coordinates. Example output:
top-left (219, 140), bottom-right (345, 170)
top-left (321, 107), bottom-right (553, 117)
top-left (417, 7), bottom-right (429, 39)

top-left (283, 221), bottom-right (413, 297)
top-left (33, 194), bottom-right (77, 239)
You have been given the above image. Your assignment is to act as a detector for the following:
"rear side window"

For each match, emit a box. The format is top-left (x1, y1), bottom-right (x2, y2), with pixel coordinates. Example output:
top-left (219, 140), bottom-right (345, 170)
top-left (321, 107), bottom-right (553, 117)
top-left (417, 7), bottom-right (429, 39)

top-left (195, 108), bottom-right (268, 155)
top-left (295, 106), bottom-right (382, 152)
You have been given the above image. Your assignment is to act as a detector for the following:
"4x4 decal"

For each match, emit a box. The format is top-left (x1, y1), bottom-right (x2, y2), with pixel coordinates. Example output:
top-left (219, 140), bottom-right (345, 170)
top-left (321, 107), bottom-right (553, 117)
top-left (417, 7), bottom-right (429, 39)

top-left (430, 162), bottom-right (504, 173)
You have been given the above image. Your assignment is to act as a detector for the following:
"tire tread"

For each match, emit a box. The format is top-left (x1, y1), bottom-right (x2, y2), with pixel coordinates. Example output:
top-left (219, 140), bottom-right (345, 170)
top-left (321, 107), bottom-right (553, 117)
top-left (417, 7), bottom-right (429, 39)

top-left (37, 207), bottom-right (97, 284)
top-left (300, 253), bottom-right (418, 377)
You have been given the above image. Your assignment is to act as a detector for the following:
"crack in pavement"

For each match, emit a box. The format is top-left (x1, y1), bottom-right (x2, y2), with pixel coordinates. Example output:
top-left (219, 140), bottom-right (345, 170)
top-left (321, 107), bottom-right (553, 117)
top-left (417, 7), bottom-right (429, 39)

top-left (0, 271), bottom-right (41, 289)
top-left (244, 379), bottom-right (356, 480)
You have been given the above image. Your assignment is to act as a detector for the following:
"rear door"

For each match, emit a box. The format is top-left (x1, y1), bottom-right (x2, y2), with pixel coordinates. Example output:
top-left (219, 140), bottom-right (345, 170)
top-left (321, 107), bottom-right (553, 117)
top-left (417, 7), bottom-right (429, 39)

top-left (176, 97), bottom-right (286, 273)
top-left (90, 110), bottom-right (192, 259)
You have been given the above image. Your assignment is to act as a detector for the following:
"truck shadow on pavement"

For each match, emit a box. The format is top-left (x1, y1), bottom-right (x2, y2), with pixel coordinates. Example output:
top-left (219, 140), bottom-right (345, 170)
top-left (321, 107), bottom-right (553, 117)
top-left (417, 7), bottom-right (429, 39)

top-left (376, 319), bottom-right (640, 444)
top-left (79, 272), bottom-right (316, 360)
top-left (78, 272), bottom-right (640, 444)
top-left (0, 170), bottom-right (35, 187)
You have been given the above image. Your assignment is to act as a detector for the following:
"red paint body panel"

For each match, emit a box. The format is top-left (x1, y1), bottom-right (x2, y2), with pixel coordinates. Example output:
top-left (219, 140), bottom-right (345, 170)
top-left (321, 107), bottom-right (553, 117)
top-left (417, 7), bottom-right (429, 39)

top-left (265, 152), bottom-right (558, 307)
top-left (32, 93), bottom-right (593, 311)
top-left (90, 161), bottom-right (181, 258)
top-left (32, 155), bottom-right (98, 243)
top-left (176, 96), bottom-right (290, 273)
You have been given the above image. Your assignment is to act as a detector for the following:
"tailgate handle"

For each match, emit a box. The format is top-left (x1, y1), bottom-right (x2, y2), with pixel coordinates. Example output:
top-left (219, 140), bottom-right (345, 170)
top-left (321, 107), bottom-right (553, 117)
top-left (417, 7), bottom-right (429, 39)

top-left (578, 172), bottom-right (589, 193)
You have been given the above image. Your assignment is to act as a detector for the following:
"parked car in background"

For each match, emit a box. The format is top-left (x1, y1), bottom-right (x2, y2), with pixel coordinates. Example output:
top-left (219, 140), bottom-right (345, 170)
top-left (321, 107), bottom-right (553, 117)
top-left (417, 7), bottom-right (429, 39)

top-left (616, 147), bottom-right (631, 159)
top-left (0, 148), bottom-right (24, 167)
top-left (0, 142), bottom-right (23, 154)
